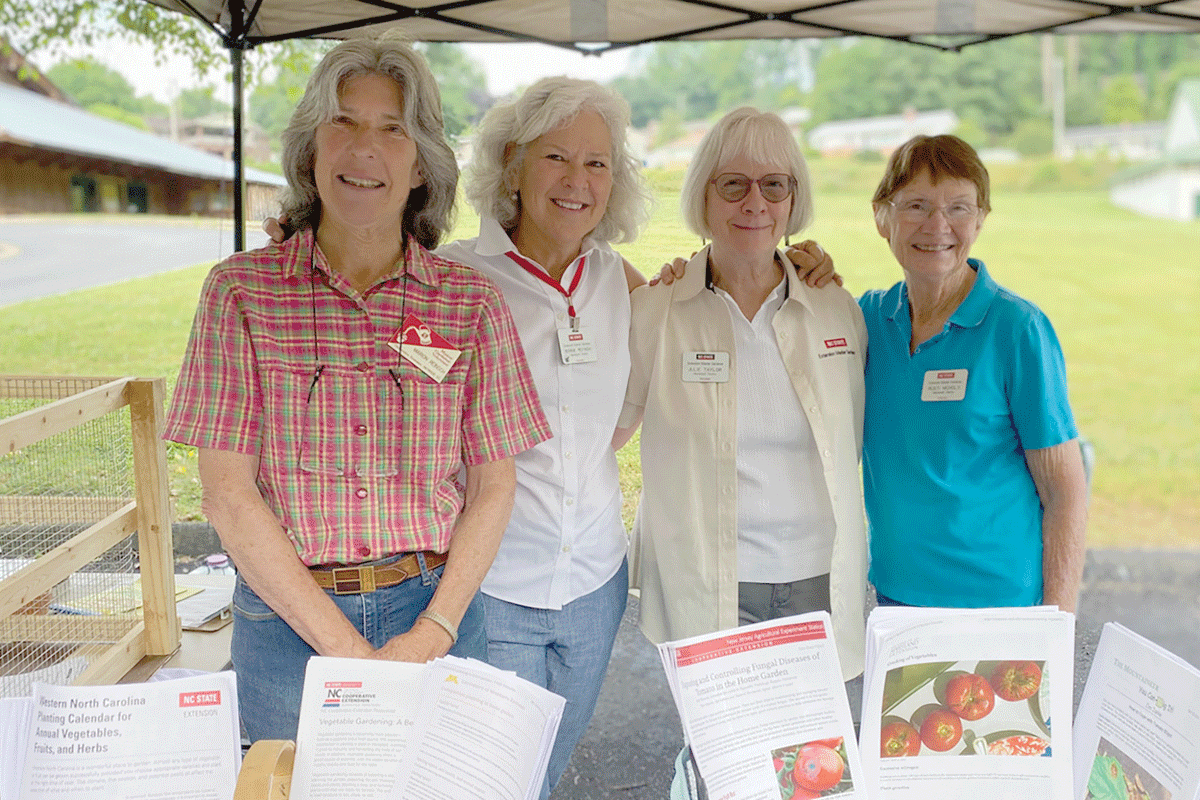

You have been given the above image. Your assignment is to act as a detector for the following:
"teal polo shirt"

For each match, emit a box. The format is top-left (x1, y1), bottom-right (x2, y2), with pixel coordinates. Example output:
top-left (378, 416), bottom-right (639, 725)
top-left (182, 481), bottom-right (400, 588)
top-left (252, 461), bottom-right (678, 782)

top-left (860, 259), bottom-right (1077, 607)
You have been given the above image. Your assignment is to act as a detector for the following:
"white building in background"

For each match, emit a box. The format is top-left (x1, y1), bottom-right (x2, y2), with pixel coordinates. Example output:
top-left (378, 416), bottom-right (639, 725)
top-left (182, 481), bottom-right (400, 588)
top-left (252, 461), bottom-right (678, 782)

top-left (806, 109), bottom-right (958, 156)
top-left (1109, 80), bottom-right (1200, 221)
top-left (1060, 121), bottom-right (1165, 161)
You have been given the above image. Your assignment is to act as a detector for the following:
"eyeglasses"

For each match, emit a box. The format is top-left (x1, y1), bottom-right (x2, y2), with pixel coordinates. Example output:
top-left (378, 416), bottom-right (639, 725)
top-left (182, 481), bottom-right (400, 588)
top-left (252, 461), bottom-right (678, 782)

top-left (710, 173), bottom-right (795, 203)
top-left (888, 199), bottom-right (981, 223)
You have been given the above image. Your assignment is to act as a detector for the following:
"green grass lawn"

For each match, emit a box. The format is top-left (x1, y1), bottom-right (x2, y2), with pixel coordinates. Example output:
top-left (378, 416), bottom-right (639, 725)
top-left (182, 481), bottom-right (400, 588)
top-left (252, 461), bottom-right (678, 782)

top-left (2, 176), bottom-right (1196, 549)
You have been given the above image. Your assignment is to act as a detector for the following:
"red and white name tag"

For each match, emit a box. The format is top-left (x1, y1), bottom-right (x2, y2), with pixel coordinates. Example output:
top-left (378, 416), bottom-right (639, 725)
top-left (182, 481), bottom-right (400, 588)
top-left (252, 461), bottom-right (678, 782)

top-left (387, 314), bottom-right (461, 383)
top-left (921, 369), bottom-right (968, 401)
top-left (557, 327), bottom-right (597, 364)
top-left (682, 351), bottom-right (730, 383)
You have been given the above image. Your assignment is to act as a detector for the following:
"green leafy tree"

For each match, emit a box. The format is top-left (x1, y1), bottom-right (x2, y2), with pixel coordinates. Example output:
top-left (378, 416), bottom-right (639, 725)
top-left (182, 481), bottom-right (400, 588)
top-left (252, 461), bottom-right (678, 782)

top-left (177, 86), bottom-right (228, 120)
top-left (86, 102), bottom-right (151, 130)
top-left (1102, 75), bottom-right (1147, 123)
top-left (415, 42), bottom-right (490, 140)
top-left (45, 57), bottom-right (163, 115)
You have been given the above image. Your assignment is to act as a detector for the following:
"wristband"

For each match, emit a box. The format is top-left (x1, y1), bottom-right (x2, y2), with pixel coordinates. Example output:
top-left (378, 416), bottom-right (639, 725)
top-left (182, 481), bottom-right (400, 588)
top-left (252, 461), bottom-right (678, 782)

top-left (417, 609), bottom-right (458, 644)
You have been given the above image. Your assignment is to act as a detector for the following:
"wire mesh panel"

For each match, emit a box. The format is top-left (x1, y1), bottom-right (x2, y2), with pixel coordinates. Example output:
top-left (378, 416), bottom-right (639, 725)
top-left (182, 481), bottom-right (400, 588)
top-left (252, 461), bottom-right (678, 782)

top-left (0, 376), bottom-right (176, 697)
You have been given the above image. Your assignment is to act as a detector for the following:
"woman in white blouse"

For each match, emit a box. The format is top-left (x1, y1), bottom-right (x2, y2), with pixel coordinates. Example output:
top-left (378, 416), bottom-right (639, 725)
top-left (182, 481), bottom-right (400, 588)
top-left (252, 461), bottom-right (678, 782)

top-left (438, 77), bottom-right (651, 800)
top-left (619, 107), bottom-right (868, 679)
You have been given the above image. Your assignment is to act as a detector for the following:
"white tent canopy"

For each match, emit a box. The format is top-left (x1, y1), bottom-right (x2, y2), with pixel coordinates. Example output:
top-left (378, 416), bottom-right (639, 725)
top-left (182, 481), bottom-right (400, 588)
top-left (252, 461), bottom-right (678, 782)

top-left (149, 0), bottom-right (1200, 52)
top-left (143, 0), bottom-right (1200, 247)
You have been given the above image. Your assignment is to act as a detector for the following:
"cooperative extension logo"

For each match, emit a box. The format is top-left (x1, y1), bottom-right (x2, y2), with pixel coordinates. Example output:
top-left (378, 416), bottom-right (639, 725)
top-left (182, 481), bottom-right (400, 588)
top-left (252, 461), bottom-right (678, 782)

top-left (322, 681), bottom-right (373, 708)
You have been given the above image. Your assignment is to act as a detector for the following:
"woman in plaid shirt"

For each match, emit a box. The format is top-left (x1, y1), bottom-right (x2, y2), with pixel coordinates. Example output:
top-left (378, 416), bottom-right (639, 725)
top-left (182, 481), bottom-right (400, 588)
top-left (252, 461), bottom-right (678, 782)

top-left (165, 36), bottom-right (550, 741)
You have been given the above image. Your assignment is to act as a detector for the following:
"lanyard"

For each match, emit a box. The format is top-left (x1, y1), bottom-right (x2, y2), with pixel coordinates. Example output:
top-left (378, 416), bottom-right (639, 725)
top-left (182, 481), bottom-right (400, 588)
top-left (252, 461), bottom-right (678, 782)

top-left (506, 251), bottom-right (586, 328)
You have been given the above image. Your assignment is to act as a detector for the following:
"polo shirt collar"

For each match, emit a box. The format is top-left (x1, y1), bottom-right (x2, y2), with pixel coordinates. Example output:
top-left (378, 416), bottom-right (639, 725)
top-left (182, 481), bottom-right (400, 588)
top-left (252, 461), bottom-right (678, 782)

top-left (947, 258), bottom-right (996, 329)
top-left (282, 227), bottom-right (441, 287)
top-left (883, 258), bottom-right (995, 330)
top-left (473, 215), bottom-right (603, 266)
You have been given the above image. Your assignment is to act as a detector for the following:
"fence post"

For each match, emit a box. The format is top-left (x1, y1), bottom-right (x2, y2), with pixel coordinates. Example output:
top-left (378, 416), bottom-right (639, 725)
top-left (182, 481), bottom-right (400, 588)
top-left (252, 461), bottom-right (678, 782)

top-left (127, 378), bottom-right (180, 656)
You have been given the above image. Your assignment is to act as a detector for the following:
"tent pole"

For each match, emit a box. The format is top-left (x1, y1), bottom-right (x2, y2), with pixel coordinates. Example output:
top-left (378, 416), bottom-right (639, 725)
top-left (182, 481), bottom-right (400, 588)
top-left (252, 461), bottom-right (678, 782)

top-left (232, 45), bottom-right (245, 252)
top-left (230, 0), bottom-right (247, 252)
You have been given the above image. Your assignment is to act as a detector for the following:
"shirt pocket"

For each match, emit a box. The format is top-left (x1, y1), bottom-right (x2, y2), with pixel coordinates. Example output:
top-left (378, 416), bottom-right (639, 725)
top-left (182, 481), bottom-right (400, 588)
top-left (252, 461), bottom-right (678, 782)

top-left (262, 366), bottom-right (403, 480)
top-left (399, 380), bottom-right (464, 511)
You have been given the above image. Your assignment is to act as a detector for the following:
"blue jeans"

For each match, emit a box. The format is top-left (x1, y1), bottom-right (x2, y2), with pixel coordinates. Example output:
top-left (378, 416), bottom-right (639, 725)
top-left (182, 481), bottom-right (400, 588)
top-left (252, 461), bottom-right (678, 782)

top-left (230, 554), bottom-right (487, 742)
top-left (481, 559), bottom-right (628, 800)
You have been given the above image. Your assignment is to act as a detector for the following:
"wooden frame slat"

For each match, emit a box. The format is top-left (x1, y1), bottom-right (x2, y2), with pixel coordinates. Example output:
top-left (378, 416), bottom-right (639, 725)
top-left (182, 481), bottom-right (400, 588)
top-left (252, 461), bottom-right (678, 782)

top-left (1, 377), bottom-right (129, 454)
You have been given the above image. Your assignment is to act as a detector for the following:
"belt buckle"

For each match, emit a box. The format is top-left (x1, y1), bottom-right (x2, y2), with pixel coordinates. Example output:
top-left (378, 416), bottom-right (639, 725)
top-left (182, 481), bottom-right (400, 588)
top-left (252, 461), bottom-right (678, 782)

top-left (332, 565), bottom-right (376, 595)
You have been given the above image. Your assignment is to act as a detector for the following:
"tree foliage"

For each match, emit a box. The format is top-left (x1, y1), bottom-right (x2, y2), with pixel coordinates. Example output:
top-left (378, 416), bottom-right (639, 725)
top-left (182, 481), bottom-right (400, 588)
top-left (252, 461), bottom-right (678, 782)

top-left (45, 56), bottom-right (165, 115)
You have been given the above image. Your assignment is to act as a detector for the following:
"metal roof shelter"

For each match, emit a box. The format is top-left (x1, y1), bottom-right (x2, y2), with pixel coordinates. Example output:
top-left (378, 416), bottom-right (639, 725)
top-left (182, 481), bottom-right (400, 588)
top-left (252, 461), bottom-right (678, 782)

top-left (0, 82), bottom-right (284, 187)
top-left (141, 0), bottom-right (1200, 248)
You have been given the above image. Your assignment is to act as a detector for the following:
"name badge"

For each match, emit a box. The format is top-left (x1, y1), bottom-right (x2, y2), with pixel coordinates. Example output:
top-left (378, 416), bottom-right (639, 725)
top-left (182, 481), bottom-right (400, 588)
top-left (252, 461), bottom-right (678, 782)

top-left (557, 327), bottom-right (598, 364)
top-left (922, 369), bottom-right (968, 401)
top-left (682, 351), bottom-right (730, 383)
top-left (387, 314), bottom-right (461, 383)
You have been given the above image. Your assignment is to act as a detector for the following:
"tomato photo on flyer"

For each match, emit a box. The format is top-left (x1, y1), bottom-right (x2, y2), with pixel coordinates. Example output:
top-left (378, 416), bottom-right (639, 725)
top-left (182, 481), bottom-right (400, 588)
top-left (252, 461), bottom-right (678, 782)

top-left (880, 659), bottom-right (1051, 756)
top-left (771, 736), bottom-right (854, 798)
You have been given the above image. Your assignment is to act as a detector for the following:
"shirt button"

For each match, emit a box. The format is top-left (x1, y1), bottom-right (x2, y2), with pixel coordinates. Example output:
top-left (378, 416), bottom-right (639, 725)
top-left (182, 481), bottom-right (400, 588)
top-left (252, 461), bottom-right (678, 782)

top-left (566, 498), bottom-right (574, 506)
top-left (561, 545), bottom-right (571, 553)
top-left (356, 545), bottom-right (370, 558)
top-left (823, 450), bottom-right (831, 458)
top-left (355, 361), bottom-right (371, 372)
top-left (355, 488), bottom-right (368, 499)
top-left (564, 451), bottom-right (572, 459)
top-left (810, 406), bottom-right (818, 414)
top-left (354, 425), bottom-right (368, 436)
top-left (562, 405), bottom-right (570, 413)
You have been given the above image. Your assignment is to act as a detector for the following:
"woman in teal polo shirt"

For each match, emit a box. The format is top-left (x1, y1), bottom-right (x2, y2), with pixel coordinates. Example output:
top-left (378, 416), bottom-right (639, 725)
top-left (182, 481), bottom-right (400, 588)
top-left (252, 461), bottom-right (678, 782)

top-left (861, 134), bottom-right (1088, 611)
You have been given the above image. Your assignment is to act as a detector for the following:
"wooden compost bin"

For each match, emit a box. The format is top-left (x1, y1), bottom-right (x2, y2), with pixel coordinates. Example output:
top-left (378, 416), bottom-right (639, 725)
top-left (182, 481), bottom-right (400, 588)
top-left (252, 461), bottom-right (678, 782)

top-left (0, 376), bottom-right (179, 688)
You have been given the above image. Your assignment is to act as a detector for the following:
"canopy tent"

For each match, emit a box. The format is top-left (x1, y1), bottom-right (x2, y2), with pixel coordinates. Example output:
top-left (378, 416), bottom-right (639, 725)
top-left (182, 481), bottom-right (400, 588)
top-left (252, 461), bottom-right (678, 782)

top-left (143, 0), bottom-right (1200, 247)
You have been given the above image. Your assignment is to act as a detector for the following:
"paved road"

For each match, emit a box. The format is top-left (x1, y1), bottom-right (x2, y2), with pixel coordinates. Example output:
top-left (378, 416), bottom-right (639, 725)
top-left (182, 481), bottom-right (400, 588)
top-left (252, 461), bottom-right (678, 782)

top-left (0, 216), bottom-right (269, 307)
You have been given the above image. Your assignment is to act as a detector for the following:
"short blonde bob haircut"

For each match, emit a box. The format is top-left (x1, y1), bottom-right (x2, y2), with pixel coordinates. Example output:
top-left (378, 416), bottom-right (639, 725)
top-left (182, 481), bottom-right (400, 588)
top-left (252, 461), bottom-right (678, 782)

top-left (279, 34), bottom-right (457, 250)
top-left (871, 134), bottom-right (991, 225)
top-left (464, 76), bottom-right (651, 245)
top-left (680, 107), bottom-right (813, 240)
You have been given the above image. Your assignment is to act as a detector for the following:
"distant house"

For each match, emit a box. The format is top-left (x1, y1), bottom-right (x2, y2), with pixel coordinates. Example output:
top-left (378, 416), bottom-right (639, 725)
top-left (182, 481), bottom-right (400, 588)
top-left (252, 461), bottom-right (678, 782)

top-left (806, 109), bottom-right (958, 156)
top-left (0, 40), bottom-right (284, 220)
top-left (1060, 121), bottom-right (1165, 161)
top-left (1109, 80), bottom-right (1200, 221)
top-left (644, 108), bottom-right (811, 169)
top-left (172, 112), bottom-right (273, 165)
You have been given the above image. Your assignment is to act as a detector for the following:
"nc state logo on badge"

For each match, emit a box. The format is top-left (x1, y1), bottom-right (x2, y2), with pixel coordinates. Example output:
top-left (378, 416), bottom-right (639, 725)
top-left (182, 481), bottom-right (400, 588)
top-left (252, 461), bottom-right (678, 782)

top-left (386, 314), bottom-right (461, 382)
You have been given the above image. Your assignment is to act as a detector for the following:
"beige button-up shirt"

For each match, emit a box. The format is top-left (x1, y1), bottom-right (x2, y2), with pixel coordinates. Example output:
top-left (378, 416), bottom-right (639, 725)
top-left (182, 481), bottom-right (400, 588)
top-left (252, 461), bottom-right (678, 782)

top-left (619, 246), bottom-right (868, 678)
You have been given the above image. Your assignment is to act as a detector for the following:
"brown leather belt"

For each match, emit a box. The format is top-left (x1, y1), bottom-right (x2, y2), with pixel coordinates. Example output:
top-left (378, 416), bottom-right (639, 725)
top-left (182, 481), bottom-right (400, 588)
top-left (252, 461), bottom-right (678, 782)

top-left (309, 551), bottom-right (448, 595)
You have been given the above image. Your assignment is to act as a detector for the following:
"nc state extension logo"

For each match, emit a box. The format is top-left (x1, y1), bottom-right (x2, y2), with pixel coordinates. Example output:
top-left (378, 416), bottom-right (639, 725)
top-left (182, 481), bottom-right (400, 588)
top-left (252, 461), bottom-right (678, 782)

top-left (823, 338), bottom-right (847, 349)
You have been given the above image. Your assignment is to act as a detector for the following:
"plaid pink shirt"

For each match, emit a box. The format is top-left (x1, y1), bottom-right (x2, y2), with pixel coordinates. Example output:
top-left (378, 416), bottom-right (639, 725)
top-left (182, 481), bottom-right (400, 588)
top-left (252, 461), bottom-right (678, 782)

top-left (165, 229), bottom-right (550, 566)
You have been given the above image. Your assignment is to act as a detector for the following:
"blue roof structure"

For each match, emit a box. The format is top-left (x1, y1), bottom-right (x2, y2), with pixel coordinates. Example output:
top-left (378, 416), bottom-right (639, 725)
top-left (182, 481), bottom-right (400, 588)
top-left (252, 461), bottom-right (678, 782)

top-left (0, 82), bottom-right (285, 187)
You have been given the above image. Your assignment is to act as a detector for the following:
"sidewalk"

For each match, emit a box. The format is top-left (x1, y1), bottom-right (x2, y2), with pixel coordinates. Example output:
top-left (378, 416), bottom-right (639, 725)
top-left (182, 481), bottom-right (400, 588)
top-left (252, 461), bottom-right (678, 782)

top-left (553, 547), bottom-right (1200, 799)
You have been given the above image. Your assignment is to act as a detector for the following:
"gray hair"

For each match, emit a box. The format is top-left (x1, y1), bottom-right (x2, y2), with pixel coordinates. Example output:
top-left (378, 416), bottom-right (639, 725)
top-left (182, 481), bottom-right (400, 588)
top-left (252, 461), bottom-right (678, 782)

top-left (464, 76), bottom-right (650, 244)
top-left (680, 107), bottom-right (813, 240)
top-left (279, 34), bottom-right (457, 250)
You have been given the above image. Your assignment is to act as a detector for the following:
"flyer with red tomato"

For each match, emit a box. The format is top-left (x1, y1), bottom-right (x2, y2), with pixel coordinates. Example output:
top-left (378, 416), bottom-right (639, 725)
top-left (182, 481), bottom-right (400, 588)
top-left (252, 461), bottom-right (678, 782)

top-left (658, 612), bottom-right (867, 800)
top-left (860, 607), bottom-right (1075, 800)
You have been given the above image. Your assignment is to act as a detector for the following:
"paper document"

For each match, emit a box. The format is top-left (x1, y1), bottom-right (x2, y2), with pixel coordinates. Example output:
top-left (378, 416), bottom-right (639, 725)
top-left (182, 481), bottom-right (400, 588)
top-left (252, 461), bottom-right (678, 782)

top-left (860, 606), bottom-right (1075, 800)
top-left (1073, 622), bottom-right (1200, 800)
top-left (290, 655), bottom-right (564, 800)
top-left (15, 671), bottom-right (240, 800)
top-left (658, 612), bottom-right (866, 799)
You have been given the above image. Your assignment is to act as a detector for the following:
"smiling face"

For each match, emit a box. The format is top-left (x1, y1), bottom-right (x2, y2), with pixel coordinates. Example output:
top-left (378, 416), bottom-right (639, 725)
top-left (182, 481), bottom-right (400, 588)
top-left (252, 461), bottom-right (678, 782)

top-left (705, 154), bottom-right (792, 262)
top-left (876, 169), bottom-right (985, 284)
top-left (510, 109), bottom-right (613, 265)
top-left (313, 72), bottom-right (423, 241)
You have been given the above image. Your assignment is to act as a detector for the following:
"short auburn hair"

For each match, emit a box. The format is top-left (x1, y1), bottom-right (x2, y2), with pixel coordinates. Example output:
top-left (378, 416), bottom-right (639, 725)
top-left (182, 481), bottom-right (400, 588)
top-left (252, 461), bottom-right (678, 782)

top-left (872, 134), bottom-right (990, 214)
